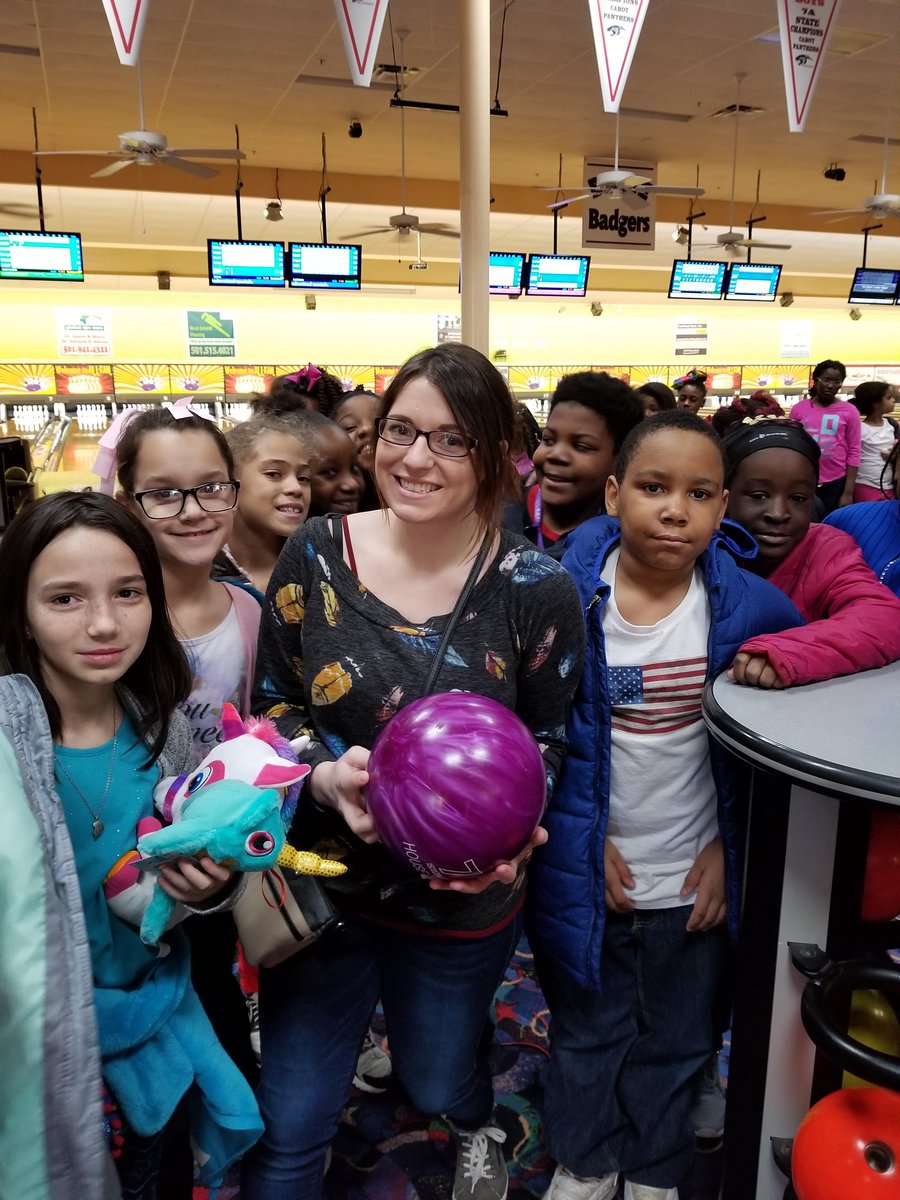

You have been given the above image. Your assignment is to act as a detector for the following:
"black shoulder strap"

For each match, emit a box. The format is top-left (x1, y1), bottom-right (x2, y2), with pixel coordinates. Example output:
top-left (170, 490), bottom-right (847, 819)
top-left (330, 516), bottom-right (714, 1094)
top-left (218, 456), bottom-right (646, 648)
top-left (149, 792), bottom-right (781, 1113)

top-left (423, 533), bottom-right (492, 696)
top-left (328, 513), bottom-right (343, 552)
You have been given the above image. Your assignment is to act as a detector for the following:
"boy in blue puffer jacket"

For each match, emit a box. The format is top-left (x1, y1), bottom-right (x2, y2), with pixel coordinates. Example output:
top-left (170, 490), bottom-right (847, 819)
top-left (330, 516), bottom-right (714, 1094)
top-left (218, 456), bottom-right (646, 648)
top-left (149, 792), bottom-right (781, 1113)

top-left (530, 411), bottom-right (802, 1200)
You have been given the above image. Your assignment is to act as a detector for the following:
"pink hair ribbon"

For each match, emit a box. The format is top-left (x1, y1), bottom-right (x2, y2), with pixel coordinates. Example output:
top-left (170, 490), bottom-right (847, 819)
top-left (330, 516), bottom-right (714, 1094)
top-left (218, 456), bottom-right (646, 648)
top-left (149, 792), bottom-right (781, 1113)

top-left (91, 396), bottom-right (216, 494)
top-left (282, 363), bottom-right (322, 391)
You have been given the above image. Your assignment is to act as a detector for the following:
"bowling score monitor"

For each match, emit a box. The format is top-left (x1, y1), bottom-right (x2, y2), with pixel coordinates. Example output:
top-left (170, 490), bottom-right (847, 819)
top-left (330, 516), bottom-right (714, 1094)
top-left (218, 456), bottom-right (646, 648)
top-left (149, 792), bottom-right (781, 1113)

top-left (207, 239), bottom-right (286, 287)
top-left (724, 262), bottom-right (782, 302)
top-left (289, 242), bottom-right (361, 290)
top-left (848, 267), bottom-right (900, 305)
top-left (0, 230), bottom-right (84, 281)
top-left (668, 259), bottom-right (727, 300)
top-left (489, 252), bottom-right (526, 296)
top-left (525, 254), bottom-right (591, 297)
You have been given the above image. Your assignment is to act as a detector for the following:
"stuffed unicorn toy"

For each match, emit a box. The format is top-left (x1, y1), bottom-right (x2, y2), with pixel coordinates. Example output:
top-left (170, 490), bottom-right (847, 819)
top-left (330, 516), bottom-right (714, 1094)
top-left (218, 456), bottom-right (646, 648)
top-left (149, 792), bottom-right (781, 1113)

top-left (104, 703), bottom-right (346, 945)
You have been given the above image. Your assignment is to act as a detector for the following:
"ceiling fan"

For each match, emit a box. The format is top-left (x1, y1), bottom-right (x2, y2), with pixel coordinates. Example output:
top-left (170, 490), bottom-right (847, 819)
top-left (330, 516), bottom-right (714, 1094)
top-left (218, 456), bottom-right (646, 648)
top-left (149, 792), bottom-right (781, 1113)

top-left (34, 61), bottom-right (244, 180)
top-left (695, 77), bottom-right (791, 256)
top-left (342, 33), bottom-right (459, 242)
top-left (814, 94), bottom-right (900, 222)
top-left (543, 112), bottom-right (704, 210)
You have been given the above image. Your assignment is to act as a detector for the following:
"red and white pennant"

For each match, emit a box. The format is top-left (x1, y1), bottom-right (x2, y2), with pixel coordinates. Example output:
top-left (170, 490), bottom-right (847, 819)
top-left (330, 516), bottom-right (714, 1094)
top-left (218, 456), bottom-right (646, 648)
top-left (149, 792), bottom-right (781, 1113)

top-left (587, 0), bottom-right (650, 114)
top-left (778, 0), bottom-right (842, 133)
top-left (333, 0), bottom-right (390, 88)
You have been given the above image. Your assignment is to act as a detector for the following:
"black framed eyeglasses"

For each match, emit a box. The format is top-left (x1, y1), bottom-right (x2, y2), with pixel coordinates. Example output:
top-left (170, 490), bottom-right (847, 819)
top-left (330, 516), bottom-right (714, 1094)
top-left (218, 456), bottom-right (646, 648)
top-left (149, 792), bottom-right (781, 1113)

top-left (375, 417), bottom-right (478, 459)
top-left (128, 480), bottom-right (240, 519)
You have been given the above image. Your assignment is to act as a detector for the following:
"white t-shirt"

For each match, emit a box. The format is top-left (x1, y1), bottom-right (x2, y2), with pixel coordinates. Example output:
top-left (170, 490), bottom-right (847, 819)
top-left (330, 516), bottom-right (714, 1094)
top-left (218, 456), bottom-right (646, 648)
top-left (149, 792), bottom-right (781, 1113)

top-left (602, 549), bottom-right (719, 908)
top-left (178, 603), bottom-right (246, 751)
top-left (857, 419), bottom-right (896, 489)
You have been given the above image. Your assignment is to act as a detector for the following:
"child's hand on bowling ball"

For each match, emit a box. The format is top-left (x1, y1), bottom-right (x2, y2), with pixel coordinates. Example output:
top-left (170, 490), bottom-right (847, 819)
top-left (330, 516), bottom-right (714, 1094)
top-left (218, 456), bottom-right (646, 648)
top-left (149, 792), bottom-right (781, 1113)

top-left (682, 837), bottom-right (726, 931)
top-left (729, 651), bottom-right (783, 689)
top-left (604, 839), bottom-right (635, 913)
top-left (427, 826), bottom-right (548, 893)
top-left (310, 747), bottom-right (379, 844)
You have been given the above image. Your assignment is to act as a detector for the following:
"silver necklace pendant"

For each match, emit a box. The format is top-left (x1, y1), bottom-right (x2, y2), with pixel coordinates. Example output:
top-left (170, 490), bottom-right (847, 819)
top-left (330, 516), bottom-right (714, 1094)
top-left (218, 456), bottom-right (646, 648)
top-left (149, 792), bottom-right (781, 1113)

top-left (92, 818), bottom-right (104, 840)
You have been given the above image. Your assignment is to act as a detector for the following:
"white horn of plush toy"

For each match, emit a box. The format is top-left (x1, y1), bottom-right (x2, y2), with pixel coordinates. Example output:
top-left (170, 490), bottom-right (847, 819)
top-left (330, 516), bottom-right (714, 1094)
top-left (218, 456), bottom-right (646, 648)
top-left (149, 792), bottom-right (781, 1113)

top-left (289, 734), bottom-right (311, 757)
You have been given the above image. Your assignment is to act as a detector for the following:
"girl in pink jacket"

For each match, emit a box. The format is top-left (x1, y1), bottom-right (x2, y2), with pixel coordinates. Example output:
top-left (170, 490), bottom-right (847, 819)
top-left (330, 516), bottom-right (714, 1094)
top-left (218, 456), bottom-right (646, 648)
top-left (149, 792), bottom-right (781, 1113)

top-left (722, 418), bottom-right (900, 689)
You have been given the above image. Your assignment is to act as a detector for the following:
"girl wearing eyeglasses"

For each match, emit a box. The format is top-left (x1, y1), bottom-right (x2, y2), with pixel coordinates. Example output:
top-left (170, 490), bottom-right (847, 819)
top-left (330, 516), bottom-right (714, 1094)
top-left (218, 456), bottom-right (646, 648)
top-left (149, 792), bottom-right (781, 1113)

top-left (242, 343), bottom-right (585, 1200)
top-left (115, 405), bottom-right (263, 1165)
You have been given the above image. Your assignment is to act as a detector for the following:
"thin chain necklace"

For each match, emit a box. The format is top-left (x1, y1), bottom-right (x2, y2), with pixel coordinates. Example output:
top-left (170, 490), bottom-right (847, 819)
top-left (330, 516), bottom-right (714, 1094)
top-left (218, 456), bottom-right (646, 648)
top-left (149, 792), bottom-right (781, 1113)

top-left (54, 701), bottom-right (120, 840)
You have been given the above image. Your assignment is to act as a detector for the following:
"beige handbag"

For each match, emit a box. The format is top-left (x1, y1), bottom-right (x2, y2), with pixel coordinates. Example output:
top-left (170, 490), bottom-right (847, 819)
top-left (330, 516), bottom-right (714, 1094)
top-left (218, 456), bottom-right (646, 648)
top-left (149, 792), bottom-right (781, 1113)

top-left (234, 867), bottom-right (343, 968)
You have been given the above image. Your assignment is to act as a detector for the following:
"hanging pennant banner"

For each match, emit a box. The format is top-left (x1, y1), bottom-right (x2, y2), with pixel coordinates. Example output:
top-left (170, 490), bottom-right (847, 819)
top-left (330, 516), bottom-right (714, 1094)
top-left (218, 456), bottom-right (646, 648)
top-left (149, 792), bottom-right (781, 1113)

top-left (587, 0), bottom-right (651, 114)
top-left (101, 0), bottom-right (149, 66)
top-left (333, 0), bottom-right (390, 88)
top-left (777, 0), bottom-right (842, 133)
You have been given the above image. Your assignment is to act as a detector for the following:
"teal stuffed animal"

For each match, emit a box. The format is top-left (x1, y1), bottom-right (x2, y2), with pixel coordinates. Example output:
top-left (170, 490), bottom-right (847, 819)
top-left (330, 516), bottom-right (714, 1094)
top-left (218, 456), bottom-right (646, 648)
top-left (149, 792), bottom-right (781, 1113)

top-left (137, 778), bottom-right (285, 946)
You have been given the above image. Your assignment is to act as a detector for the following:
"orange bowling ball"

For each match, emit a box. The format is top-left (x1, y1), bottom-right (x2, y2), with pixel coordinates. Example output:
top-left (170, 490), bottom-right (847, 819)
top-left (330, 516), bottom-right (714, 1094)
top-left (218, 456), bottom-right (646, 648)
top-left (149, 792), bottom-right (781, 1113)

top-left (792, 1088), bottom-right (900, 1199)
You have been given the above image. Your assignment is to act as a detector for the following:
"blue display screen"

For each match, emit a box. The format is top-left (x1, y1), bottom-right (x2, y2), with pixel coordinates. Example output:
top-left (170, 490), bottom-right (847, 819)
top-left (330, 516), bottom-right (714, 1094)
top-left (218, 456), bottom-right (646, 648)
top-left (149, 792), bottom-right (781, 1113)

top-left (725, 262), bottom-right (782, 302)
top-left (489, 252), bottom-right (526, 295)
top-left (207, 239), bottom-right (286, 287)
top-left (289, 243), bottom-right (361, 290)
top-left (525, 254), bottom-right (591, 297)
top-left (668, 259), bottom-right (726, 299)
top-left (0, 230), bottom-right (84, 281)
top-left (848, 267), bottom-right (900, 305)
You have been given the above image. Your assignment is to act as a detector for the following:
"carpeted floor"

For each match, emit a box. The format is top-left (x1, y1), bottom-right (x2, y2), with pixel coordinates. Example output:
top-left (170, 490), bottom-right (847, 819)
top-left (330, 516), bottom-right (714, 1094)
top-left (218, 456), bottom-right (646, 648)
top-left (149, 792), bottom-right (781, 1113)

top-left (198, 940), bottom-right (725, 1199)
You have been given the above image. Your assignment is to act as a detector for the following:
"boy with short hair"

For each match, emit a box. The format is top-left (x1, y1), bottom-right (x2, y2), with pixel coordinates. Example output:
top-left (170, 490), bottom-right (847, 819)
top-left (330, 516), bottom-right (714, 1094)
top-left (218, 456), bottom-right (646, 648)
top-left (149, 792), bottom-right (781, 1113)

top-left (530, 410), bottom-right (802, 1200)
top-left (523, 371), bottom-right (643, 558)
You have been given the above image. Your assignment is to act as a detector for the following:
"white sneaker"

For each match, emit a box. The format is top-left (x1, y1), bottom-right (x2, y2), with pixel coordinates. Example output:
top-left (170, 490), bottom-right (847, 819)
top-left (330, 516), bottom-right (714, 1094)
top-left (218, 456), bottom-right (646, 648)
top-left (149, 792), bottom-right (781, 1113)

top-left (623, 1182), bottom-right (679, 1200)
top-left (453, 1122), bottom-right (508, 1200)
top-left (353, 1031), bottom-right (393, 1093)
top-left (542, 1164), bottom-right (619, 1200)
top-left (246, 991), bottom-right (261, 1065)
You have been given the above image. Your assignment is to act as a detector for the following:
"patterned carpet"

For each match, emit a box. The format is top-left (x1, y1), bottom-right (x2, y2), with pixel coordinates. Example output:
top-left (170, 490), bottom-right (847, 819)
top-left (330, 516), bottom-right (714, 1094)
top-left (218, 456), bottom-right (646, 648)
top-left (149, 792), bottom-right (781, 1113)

top-left (198, 939), bottom-right (725, 1199)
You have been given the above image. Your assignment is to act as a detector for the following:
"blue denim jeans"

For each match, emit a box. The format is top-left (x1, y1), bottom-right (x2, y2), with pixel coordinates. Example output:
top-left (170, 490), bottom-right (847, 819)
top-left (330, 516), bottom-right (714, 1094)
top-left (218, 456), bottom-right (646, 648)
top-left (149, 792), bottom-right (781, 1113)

top-left (539, 906), bottom-right (729, 1189)
top-left (240, 912), bottom-right (522, 1199)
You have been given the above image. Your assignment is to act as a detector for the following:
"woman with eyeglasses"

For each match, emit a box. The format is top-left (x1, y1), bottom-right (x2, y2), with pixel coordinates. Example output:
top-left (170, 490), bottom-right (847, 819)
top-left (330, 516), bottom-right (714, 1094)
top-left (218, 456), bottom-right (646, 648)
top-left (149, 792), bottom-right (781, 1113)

top-left (242, 343), bottom-right (585, 1200)
top-left (114, 404), bottom-right (263, 1193)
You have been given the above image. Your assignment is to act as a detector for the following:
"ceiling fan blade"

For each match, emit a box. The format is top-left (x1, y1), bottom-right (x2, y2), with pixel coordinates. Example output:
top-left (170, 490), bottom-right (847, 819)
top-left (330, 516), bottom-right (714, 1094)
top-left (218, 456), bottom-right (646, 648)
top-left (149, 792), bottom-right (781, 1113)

top-left (37, 149), bottom-right (119, 157)
top-left (92, 159), bottom-right (134, 178)
top-left (547, 195), bottom-right (590, 209)
top-left (0, 203), bottom-right (42, 216)
top-left (811, 208), bottom-right (866, 217)
top-left (746, 241), bottom-right (792, 250)
top-left (167, 148), bottom-right (246, 160)
top-left (417, 224), bottom-right (460, 238)
top-left (642, 185), bottom-right (705, 197)
top-left (340, 227), bottom-right (393, 239)
top-left (162, 155), bottom-right (218, 179)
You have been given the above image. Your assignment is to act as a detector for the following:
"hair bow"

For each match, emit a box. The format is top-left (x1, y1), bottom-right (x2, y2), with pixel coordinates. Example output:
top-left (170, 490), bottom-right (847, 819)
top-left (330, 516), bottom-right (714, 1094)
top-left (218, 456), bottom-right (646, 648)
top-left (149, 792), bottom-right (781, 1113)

top-left (282, 363), bottom-right (322, 392)
top-left (164, 394), bottom-right (217, 421)
top-left (91, 408), bottom-right (142, 495)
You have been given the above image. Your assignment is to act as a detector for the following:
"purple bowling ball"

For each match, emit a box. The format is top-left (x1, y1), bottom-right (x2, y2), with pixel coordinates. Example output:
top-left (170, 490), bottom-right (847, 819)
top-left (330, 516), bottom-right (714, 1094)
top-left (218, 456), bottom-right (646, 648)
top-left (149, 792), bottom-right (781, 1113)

top-left (366, 692), bottom-right (547, 880)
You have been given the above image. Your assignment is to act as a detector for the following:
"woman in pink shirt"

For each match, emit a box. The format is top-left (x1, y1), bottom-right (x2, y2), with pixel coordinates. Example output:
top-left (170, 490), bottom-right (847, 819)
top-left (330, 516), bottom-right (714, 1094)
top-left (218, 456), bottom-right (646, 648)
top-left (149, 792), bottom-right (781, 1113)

top-left (790, 359), bottom-right (861, 513)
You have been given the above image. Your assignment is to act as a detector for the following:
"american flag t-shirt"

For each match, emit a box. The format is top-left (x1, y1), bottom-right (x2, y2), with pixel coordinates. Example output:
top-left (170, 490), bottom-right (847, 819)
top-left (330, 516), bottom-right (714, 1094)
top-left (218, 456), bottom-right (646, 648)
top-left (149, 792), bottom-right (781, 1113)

top-left (608, 655), bottom-right (708, 736)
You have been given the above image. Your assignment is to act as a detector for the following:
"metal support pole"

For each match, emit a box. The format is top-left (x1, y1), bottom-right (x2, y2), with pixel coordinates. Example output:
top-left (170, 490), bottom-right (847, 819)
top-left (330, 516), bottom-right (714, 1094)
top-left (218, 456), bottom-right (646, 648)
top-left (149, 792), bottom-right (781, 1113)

top-left (459, 0), bottom-right (491, 353)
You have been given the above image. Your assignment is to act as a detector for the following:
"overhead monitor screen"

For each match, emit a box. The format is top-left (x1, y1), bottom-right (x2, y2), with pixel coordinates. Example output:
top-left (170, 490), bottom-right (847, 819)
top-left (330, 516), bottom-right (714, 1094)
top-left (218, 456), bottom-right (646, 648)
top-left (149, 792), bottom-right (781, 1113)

top-left (0, 229), bottom-right (84, 281)
top-left (488, 251), bottom-right (526, 296)
top-left (288, 242), bottom-right (361, 290)
top-left (525, 254), bottom-right (591, 297)
top-left (725, 262), bottom-right (783, 302)
top-left (668, 259), bottom-right (726, 300)
top-left (207, 239), bottom-right (286, 287)
top-left (847, 267), bottom-right (900, 305)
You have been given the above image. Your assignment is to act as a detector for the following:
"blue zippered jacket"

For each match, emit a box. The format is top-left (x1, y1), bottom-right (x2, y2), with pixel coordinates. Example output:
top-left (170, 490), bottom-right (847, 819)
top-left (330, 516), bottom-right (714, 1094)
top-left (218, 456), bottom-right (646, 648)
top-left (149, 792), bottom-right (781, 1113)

top-left (529, 516), bottom-right (803, 992)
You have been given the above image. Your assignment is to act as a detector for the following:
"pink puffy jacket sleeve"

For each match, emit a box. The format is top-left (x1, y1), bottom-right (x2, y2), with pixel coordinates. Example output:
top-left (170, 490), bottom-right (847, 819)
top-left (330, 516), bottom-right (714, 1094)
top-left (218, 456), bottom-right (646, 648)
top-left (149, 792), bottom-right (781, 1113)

top-left (739, 523), bottom-right (900, 686)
